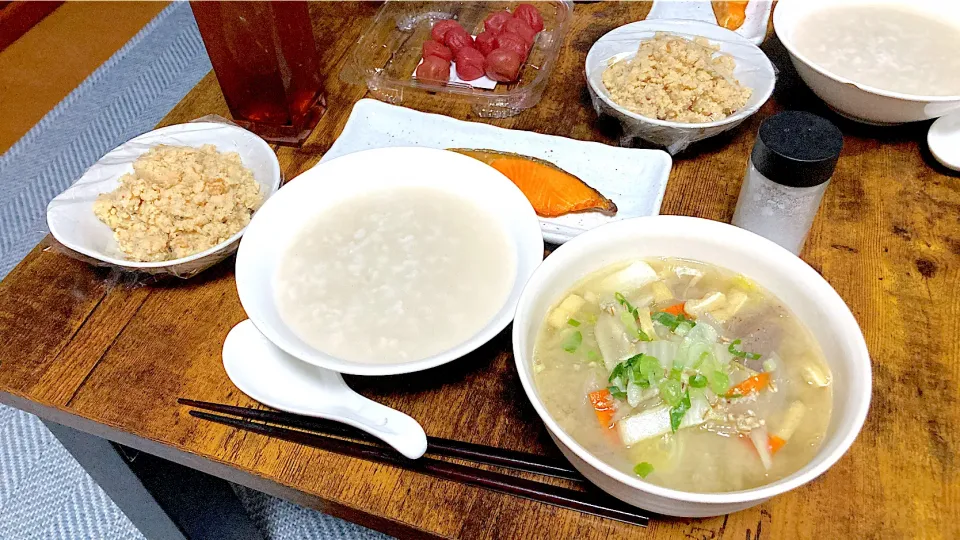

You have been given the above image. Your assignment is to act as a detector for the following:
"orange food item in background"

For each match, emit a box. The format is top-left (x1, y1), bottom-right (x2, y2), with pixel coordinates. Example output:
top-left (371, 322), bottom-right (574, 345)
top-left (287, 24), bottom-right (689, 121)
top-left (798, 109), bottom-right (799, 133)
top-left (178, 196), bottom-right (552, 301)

top-left (448, 149), bottom-right (619, 217)
top-left (713, 1), bottom-right (749, 30)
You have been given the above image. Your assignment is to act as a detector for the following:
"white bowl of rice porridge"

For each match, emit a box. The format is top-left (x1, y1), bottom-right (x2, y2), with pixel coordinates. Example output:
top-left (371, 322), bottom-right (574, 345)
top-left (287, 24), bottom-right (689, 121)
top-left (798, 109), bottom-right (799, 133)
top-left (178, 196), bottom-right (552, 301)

top-left (46, 122), bottom-right (281, 277)
top-left (234, 147), bottom-right (543, 376)
top-left (775, 0), bottom-right (960, 125)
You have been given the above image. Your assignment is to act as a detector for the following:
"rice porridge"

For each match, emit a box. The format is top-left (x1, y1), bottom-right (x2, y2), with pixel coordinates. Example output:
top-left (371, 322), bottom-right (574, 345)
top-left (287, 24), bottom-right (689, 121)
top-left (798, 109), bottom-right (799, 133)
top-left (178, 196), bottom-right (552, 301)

top-left (792, 5), bottom-right (960, 96)
top-left (275, 187), bottom-right (515, 364)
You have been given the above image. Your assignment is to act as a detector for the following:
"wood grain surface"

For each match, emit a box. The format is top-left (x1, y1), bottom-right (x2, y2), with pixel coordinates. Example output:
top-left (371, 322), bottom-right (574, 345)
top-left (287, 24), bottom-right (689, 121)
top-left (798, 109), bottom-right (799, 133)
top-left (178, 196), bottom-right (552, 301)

top-left (1, 2), bottom-right (958, 538)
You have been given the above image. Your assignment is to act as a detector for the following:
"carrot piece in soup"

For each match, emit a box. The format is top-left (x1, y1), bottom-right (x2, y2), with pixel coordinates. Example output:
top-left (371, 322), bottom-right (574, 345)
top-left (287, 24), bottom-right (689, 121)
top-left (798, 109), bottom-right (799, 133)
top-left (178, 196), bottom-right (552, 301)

top-left (726, 372), bottom-right (771, 397)
top-left (768, 434), bottom-right (787, 454)
top-left (588, 389), bottom-right (616, 429)
top-left (662, 303), bottom-right (687, 317)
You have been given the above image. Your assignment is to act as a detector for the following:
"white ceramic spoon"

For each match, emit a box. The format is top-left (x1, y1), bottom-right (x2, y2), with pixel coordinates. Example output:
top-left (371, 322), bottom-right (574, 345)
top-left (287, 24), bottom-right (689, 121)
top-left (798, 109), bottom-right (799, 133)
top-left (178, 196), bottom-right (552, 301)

top-left (221, 319), bottom-right (428, 459)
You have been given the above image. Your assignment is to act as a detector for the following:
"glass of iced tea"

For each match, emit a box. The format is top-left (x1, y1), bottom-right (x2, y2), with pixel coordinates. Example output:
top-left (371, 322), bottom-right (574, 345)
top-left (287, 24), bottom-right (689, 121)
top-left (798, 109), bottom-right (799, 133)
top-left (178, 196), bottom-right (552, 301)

top-left (190, 1), bottom-right (326, 146)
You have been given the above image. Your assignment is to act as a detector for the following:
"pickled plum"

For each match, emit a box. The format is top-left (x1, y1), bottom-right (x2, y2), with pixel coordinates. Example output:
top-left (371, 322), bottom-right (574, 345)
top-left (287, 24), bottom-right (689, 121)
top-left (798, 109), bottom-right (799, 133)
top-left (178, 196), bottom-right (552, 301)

top-left (513, 4), bottom-right (544, 33)
top-left (422, 40), bottom-right (453, 62)
top-left (495, 32), bottom-right (530, 59)
top-left (475, 30), bottom-right (498, 56)
top-left (455, 47), bottom-right (485, 81)
top-left (483, 10), bottom-right (512, 34)
top-left (431, 19), bottom-right (462, 42)
top-left (485, 49), bottom-right (523, 82)
top-left (503, 18), bottom-right (536, 44)
top-left (444, 26), bottom-right (474, 55)
top-left (416, 55), bottom-right (450, 83)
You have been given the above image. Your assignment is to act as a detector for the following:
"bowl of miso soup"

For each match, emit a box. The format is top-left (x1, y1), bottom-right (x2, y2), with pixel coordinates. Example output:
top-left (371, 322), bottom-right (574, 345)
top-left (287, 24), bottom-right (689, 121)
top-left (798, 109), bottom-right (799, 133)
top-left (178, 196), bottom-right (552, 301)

top-left (512, 216), bottom-right (871, 517)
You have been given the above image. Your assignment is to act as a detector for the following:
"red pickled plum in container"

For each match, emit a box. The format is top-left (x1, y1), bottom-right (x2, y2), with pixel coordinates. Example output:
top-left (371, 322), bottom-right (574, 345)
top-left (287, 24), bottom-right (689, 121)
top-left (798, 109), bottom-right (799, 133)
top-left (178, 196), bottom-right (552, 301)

top-left (484, 10), bottom-right (512, 34)
top-left (444, 26), bottom-right (474, 55)
top-left (455, 47), bottom-right (485, 81)
top-left (513, 4), bottom-right (544, 32)
top-left (485, 49), bottom-right (523, 82)
top-left (503, 18), bottom-right (536, 44)
top-left (475, 30), bottom-right (498, 56)
top-left (496, 32), bottom-right (530, 59)
top-left (422, 40), bottom-right (453, 61)
top-left (416, 55), bottom-right (450, 84)
top-left (431, 19), bottom-right (461, 42)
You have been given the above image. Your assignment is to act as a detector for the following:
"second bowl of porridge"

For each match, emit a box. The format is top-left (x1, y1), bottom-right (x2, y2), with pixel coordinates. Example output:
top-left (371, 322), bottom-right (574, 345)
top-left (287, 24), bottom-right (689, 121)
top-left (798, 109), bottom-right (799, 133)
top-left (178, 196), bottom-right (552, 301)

top-left (774, 0), bottom-right (960, 125)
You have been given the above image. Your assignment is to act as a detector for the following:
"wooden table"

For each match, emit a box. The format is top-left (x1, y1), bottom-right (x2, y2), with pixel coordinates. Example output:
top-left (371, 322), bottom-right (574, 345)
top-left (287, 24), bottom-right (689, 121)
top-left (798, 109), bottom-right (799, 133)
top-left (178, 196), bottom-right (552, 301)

top-left (1, 2), bottom-right (958, 539)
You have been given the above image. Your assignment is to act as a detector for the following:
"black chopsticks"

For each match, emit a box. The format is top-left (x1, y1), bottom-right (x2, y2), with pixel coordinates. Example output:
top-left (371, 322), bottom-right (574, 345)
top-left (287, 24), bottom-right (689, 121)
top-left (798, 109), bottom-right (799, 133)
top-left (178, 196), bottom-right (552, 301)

top-left (179, 399), bottom-right (649, 527)
top-left (178, 398), bottom-right (581, 481)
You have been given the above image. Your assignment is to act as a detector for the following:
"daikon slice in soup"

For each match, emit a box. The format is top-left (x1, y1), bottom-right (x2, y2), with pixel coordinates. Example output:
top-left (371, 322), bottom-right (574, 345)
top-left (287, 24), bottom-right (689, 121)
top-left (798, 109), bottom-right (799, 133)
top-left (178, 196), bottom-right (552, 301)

top-left (791, 5), bottom-right (960, 96)
top-left (532, 258), bottom-right (833, 492)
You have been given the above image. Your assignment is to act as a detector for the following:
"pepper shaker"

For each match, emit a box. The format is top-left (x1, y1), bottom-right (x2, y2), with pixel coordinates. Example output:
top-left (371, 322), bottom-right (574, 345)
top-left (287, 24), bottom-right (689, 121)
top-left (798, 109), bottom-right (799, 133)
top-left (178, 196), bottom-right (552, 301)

top-left (732, 111), bottom-right (843, 255)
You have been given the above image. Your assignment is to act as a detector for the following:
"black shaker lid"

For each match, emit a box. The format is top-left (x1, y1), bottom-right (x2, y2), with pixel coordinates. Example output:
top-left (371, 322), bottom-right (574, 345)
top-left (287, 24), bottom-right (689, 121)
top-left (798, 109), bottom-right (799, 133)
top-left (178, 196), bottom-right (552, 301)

top-left (751, 111), bottom-right (843, 188)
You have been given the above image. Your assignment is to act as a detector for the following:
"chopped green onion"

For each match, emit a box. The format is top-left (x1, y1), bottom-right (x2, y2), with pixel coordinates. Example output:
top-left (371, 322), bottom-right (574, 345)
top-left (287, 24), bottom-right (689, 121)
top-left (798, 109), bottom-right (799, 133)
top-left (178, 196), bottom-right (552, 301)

top-left (567, 318), bottom-right (581, 327)
top-left (562, 331), bottom-right (582, 353)
top-left (710, 370), bottom-right (730, 394)
top-left (634, 462), bottom-right (654, 478)
top-left (615, 294), bottom-right (651, 341)
top-left (669, 390), bottom-right (692, 432)
top-left (608, 362), bottom-right (625, 384)
top-left (674, 320), bottom-right (695, 337)
top-left (652, 311), bottom-right (696, 332)
top-left (586, 350), bottom-right (601, 363)
top-left (638, 355), bottom-right (663, 387)
top-left (692, 350), bottom-right (712, 370)
top-left (636, 327), bottom-right (652, 342)
top-left (669, 366), bottom-right (683, 381)
top-left (659, 379), bottom-right (683, 407)
top-left (763, 358), bottom-right (777, 372)
top-left (689, 374), bottom-right (708, 388)
top-left (607, 385), bottom-right (627, 400)
top-left (728, 339), bottom-right (762, 360)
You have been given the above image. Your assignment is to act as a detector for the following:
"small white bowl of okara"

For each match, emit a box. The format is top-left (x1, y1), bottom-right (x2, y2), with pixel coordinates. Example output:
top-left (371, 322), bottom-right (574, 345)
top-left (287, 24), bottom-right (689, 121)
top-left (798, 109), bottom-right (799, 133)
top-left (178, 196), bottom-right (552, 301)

top-left (235, 147), bottom-right (544, 376)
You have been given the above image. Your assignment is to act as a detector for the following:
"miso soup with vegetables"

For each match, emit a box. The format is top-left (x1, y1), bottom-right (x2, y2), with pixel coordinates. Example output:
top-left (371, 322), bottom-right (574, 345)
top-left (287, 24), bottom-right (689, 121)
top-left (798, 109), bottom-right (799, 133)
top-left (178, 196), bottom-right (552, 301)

top-left (533, 258), bottom-right (832, 492)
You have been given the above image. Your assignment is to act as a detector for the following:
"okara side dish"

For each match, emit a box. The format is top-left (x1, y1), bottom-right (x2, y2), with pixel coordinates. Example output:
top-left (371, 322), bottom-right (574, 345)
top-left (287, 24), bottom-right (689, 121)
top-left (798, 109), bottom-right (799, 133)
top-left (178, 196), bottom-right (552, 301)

top-left (275, 187), bottom-right (516, 365)
top-left (792, 5), bottom-right (960, 96)
top-left (533, 258), bottom-right (832, 492)
top-left (94, 145), bottom-right (263, 262)
top-left (602, 33), bottom-right (752, 123)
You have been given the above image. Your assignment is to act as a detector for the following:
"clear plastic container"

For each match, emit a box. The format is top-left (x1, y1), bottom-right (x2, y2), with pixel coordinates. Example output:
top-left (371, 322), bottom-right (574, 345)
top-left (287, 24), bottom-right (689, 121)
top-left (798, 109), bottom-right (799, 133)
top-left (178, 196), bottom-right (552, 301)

top-left (339, 1), bottom-right (573, 118)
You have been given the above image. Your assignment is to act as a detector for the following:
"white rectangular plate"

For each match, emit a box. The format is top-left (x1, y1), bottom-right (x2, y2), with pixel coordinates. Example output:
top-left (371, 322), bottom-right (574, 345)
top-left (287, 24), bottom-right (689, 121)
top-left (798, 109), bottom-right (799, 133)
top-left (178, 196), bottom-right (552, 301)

top-left (322, 99), bottom-right (672, 244)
